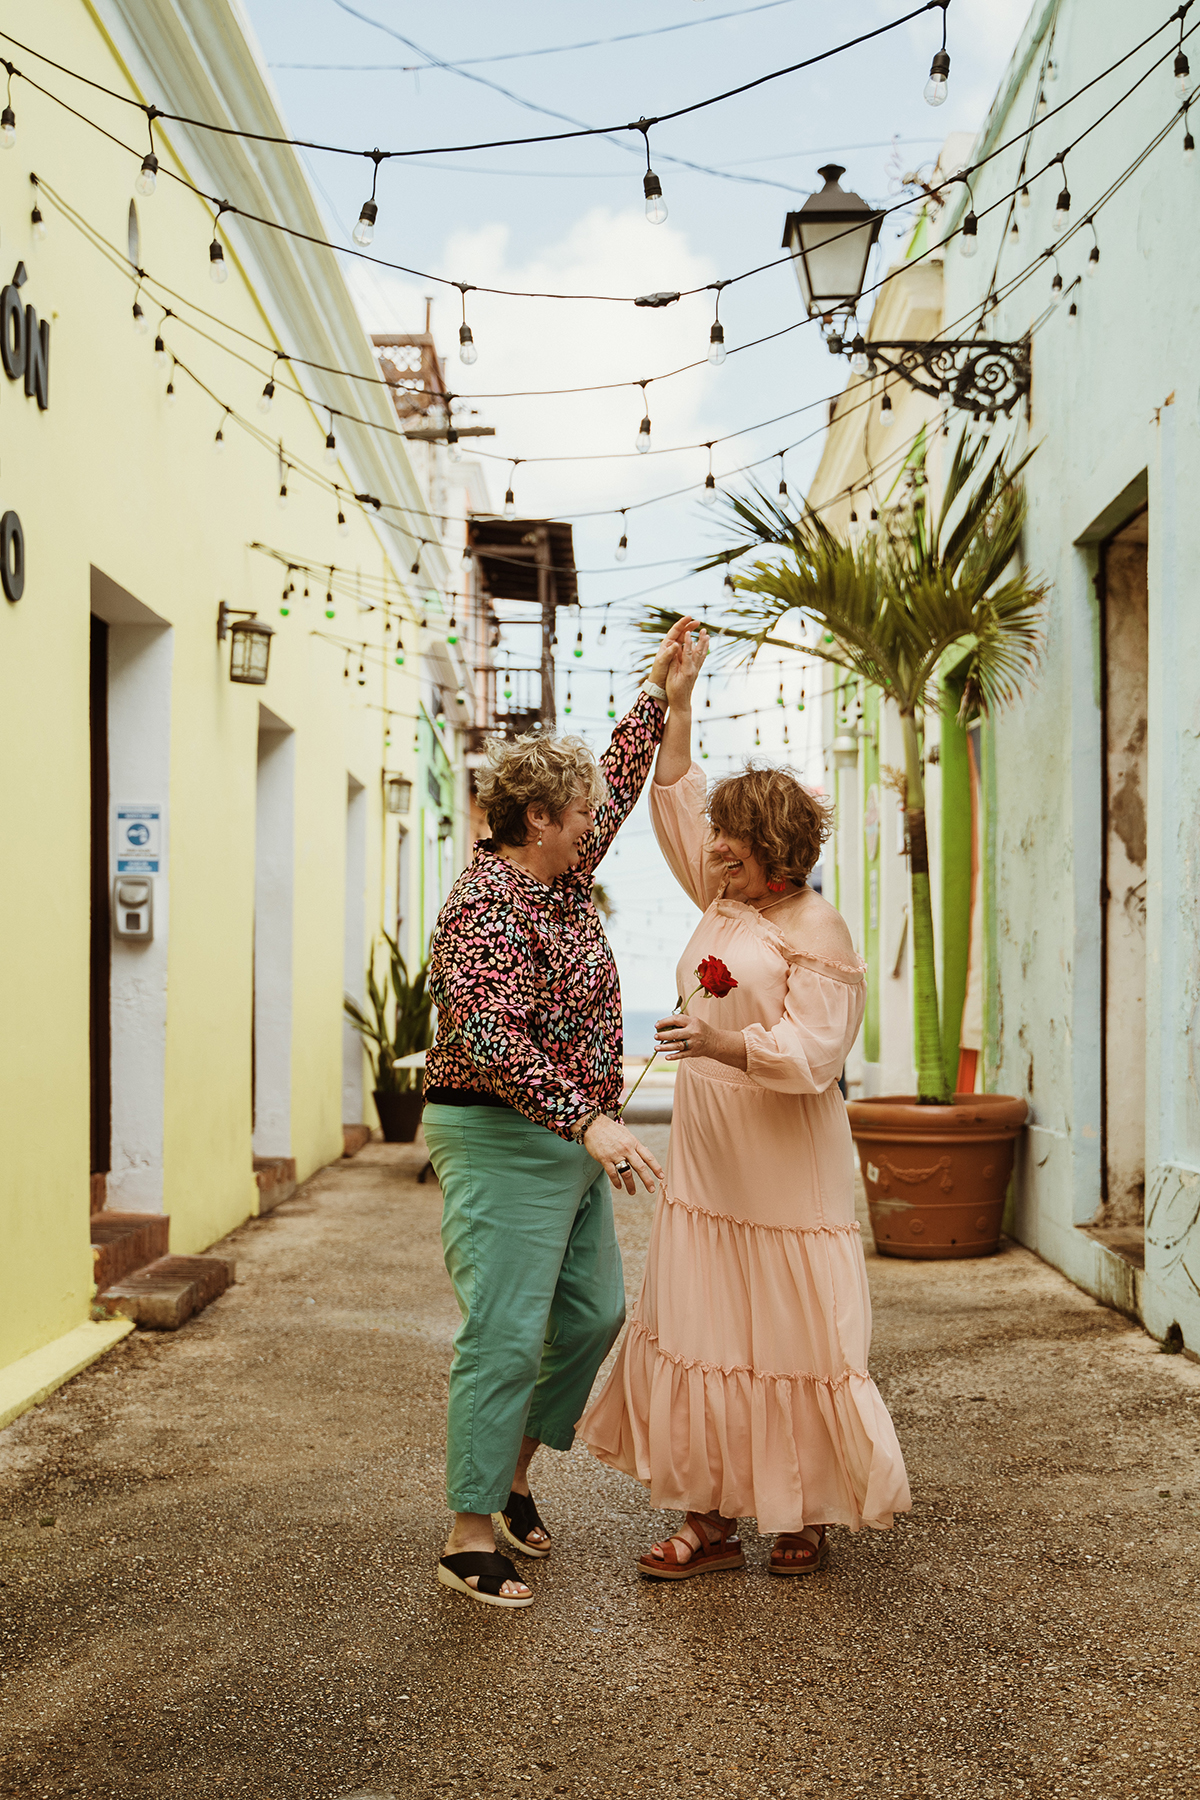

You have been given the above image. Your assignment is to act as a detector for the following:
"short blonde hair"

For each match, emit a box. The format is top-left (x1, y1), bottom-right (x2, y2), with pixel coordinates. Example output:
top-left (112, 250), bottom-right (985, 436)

top-left (475, 732), bottom-right (609, 847)
top-left (706, 762), bottom-right (832, 887)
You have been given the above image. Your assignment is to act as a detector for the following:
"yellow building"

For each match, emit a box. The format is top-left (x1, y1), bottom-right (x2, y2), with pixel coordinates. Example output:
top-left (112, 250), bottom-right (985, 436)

top-left (0, 0), bottom-right (459, 1412)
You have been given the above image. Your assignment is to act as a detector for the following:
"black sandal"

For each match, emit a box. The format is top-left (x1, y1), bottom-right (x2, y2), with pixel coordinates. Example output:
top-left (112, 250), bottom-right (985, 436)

top-left (436, 1550), bottom-right (534, 1609)
top-left (495, 1489), bottom-right (552, 1560)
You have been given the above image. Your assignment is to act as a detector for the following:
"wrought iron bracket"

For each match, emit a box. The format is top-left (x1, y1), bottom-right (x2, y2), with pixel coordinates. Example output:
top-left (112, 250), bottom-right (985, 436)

top-left (858, 336), bottom-right (1031, 420)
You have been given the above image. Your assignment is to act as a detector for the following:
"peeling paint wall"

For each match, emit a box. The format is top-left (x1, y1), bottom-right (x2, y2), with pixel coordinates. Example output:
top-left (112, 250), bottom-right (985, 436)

top-left (943, 0), bottom-right (1200, 1349)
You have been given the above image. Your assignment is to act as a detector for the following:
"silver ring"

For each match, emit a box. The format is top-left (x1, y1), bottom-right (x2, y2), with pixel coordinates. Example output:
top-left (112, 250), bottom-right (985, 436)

top-left (615, 1159), bottom-right (632, 1174)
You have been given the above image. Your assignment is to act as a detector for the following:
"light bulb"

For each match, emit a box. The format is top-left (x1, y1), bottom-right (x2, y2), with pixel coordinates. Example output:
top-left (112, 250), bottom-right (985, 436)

top-left (778, 477), bottom-right (788, 498)
top-left (326, 594), bottom-right (335, 617)
top-left (338, 510), bottom-right (350, 538)
top-left (165, 380), bottom-right (176, 407)
top-left (209, 240), bottom-right (228, 283)
top-left (132, 301), bottom-right (149, 336)
top-left (353, 200), bottom-right (377, 247)
top-left (447, 438), bottom-right (462, 464)
top-left (635, 416), bottom-right (652, 453)
top-left (214, 427), bottom-right (225, 454)
top-left (1050, 272), bottom-right (1063, 304)
top-left (960, 212), bottom-right (978, 258)
top-left (643, 169), bottom-right (667, 224)
top-left (1037, 87), bottom-right (1048, 115)
top-left (0, 107), bottom-right (15, 150)
top-left (848, 511), bottom-right (862, 548)
top-left (1067, 300), bottom-right (1078, 327)
top-left (154, 335), bottom-right (168, 369)
top-left (135, 154), bottom-right (158, 197)
top-left (1086, 244), bottom-right (1100, 276)
top-left (460, 547), bottom-right (473, 572)
top-left (1020, 183), bottom-right (1031, 208)
top-left (325, 431), bottom-right (337, 465)
top-left (1009, 218), bottom-right (1020, 244)
top-left (258, 380), bottom-right (275, 414)
top-left (880, 393), bottom-right (894, 427)
top-left (849, 334), bottom-right (870, 374)
top-left (456, 687), bottom-right (467, 705)
top-left (503, 487), bottom-right (515, 520)
top-left (1175, 51), bottom-right (1190, 98)
top-left (1045, 56), bottom-right (1058, 85)
top-left (708, 322), bottom-right (726, 365)
top-left (1185, 132), bottom-right (1196, 164)
top-left (701, 473), bottom-right (717, 505)
top-left (30, 206), bottom-right (46, 242)
top-left (615, 533), bottom-right (628, 563)
top-left (458, 322), bottom-right (477, 365)
top-left (1053, 186), bottom-right (1071, 233)
top-left (924, 50), bottom-right (950, 106)
top-left (278, 483), bottom-right (288, 510)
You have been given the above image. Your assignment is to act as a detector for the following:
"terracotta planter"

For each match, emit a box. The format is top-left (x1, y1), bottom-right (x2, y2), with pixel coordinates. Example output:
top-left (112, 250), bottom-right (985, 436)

top-left (373, 1087), bottom-right (424, 1143)
top-left (846, 1094), bottom-right (1028, 1260)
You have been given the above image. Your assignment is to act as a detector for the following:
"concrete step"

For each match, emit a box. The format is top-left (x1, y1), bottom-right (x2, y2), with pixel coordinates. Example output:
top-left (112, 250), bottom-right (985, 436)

top-left (253, 1157), bottom-right (297, 1212)
top-left (99, 1254), bottom-right (235, 1331)
top-left (91, 1212), bottom-right (171, 1292)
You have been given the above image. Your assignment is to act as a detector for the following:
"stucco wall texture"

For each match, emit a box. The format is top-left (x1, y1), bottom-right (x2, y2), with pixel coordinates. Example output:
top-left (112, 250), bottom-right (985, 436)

top-left (942, 0), bottom-right (1200, 1347)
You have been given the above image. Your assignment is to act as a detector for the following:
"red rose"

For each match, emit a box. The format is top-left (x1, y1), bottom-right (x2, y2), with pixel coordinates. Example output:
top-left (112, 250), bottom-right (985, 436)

top-left (695, 956), bottom-right (738, 999)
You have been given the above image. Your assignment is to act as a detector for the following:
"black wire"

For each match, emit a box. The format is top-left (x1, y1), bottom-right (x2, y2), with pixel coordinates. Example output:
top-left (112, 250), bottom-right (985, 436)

top-left (0, 4), bottom-right (940, 164)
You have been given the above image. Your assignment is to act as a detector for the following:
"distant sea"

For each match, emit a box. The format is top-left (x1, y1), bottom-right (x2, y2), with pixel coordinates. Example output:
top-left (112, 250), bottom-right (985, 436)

top-left (623, 1008), bottom-right (670, 1057)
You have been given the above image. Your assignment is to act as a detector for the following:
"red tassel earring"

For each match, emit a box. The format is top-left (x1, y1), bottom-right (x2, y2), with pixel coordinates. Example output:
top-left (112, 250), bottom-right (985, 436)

top-left (766, 879), bottom-right (787, 893)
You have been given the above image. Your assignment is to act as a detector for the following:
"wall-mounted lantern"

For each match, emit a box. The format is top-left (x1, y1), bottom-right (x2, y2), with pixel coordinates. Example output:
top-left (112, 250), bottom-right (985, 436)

top-left (217, 601), bottom-right (274, 685)
top-left (437, 812), bottom-right (453, 840)
top-left (782, 166), bottom-right (883, 319)
top-left (384, 772), bottom-right (413, 815)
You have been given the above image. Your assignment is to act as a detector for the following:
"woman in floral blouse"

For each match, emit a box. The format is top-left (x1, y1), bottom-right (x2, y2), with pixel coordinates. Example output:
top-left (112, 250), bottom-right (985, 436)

top-left (424, 617), bottom-right (707, 1608)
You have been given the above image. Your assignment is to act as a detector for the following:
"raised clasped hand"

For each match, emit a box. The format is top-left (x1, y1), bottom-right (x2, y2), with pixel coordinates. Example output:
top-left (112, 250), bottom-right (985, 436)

top-left (654, 1010), bottom-right (713, 1062)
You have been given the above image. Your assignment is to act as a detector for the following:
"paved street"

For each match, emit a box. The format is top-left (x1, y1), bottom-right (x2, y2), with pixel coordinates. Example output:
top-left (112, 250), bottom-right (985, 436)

top-left (2, 1132), bottom-right (1198, 1800)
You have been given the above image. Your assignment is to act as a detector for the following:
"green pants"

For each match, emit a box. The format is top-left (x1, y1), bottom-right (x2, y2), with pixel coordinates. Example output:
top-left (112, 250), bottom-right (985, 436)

top-left (423, 1104), bottom-right (626, 1515)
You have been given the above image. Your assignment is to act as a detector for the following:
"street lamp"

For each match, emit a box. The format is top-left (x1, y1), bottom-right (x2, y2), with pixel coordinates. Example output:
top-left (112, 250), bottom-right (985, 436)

top-left (784, 168), bottom-right (1033, 421)
top-left (384, 773), bottom-right (413, 815)
top-left (217, 602), bottom-right (274, 685)
top-left (782, 166), bottom-right (883, 320)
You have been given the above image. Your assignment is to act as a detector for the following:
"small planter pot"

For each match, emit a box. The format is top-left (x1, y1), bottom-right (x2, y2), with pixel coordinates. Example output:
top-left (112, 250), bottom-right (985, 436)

top-left (373, 1087), bottom-right (424, 1144)
top-left (846, 1094), bottom-right (1028, 1260)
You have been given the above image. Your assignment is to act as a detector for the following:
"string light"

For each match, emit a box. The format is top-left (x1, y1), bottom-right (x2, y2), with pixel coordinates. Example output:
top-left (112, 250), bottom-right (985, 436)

top-left (354, 149), bottom-right (387, 246)
top-left (209, 229), bottom-right (228, 284)
top-left (213, 407), bottom-right (229, 452)
top-left (0, 64), bottom-right (15, 149)
top-left (165, 367), bottom-right (177, 406)
top-left (635, 383), bottom-right (652, 453)
top-left (132, 297), bottom-right (148, 335)
top-left (636, 119), bottom-right (667, 224)
top-left (1020, 183), bottom-right (1031, 208)
top-left (1067, 298), bottom-right (1078, 326)
top-left (461, 545), bottom-right (473, 572)
top-left (708, 280), bottom-right (729, 365)
top-left (1052, 157), bottom-right (1072, 233)
top-left (326, 572), bottom-right (336, 619)
top-left (960, 212), bottom-right (979, 257)
top-left (447, 612), bottom-right (458, 645)
top-left (457, 283), bottom-right (477, 365)
top-left (1185, 103), bottom-right (1195, 162)
top-left (1174, 16), bottom-right (1190, 98)
top-left (31, 200), bottom-right (45, 240)
top-left (136, 154), bottom-right (158, 197)
top-left (258, 364), bottom-right (277, 413)
top-left (1085, 217), bottom-right (1101, 274)
top-left (880, 392), bottom-right (894, 426)
top-left (924, 1), bottom-right (950, 106)
top-left (849, 333), bottom-right (870, 374)
top-left (154, 331), bottom-right (169, 369)
top-left (503, 461), bottom-right (519, 519)
top-left (777, 452), bottom-right (787, 499)
top-left (325, 414), bottom-right (338, 464)
top-left (701, 443), bottom-right (718, 506)
top-left (615, 512), bottom-right (628, 562)
top-left (564, 682), bottom-right (573, 716)
top-left (607, 680), bottom-right (616, 720)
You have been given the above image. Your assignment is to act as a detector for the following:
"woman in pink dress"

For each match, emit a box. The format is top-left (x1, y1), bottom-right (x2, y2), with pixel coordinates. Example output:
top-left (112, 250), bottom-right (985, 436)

top-left (580, 693), bottom-right (910, 1578)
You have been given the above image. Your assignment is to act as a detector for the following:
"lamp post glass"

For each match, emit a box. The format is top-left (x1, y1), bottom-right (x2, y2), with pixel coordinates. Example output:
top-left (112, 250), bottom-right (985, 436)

top-left (385, 774), bottom-right (413, 815)
top-left (783, 166), bottom-right (883, 319)
top-left (229, 619), bottom-right (274, 685)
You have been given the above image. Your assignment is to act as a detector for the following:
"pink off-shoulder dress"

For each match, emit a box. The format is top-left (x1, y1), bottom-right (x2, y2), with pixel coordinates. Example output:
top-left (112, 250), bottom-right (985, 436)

top-left (579, 764), bottom-right (911, 1534)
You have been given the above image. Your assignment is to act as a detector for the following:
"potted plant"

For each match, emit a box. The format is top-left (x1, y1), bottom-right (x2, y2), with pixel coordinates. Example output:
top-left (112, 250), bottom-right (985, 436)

top-left (344, 932), bottom-right (434, 1143)
top-left (641, 436), bottom-right (1044, 1257)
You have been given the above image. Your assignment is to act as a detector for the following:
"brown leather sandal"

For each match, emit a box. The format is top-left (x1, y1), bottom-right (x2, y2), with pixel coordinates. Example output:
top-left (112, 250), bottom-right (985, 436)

top-left (768, 1525), bottom-right (828, 1576)
top-left (637, 1511), bottom-right (746, 1581)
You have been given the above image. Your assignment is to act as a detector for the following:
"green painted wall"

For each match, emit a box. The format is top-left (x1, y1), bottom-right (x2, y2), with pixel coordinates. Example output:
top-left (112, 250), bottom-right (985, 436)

top-left (861, 688), bottom-right (881, 1063)
top-left (939, 689), bottom-right (973, 1093)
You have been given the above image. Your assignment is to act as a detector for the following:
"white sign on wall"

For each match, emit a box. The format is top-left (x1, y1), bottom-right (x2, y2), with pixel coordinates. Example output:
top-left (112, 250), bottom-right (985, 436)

top-left (115, 803), bottom-right (162, 875)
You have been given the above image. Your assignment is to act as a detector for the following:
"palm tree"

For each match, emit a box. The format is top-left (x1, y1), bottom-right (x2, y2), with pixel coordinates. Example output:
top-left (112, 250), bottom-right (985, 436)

top-left (639, 435), bottom-right (1046, 1105)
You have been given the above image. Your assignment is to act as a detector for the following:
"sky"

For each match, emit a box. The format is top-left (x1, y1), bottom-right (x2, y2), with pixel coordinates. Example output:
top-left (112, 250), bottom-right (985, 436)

top-left (241, 0), bottom-right (1033, 1015)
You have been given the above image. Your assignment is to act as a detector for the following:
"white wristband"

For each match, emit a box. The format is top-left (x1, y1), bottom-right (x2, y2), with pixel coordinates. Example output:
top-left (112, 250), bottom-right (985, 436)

top-left (642, 679), bottom-right (668, 701)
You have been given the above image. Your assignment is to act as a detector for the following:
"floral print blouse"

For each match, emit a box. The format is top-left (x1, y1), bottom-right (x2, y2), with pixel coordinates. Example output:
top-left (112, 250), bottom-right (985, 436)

top-left (425, 691), bottom-right (665, 1140)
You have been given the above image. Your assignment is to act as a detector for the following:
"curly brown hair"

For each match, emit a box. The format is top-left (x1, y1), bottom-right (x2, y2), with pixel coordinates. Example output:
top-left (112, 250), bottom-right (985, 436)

top-left (474, 732), bottom-right (608, 847)
top-left (705, 763), bottom-right (833, 887)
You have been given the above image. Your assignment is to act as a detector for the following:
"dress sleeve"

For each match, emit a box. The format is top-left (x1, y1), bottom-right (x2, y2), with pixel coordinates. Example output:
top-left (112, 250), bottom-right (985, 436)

top-left (648, 762), bottom-right (718, 909)
top-left (580, 689), bottom-right (665, 878)
top-left (742, 956), bottom-right (866, 1095)
top-left (429, 893), bottom-right (599, 1140)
